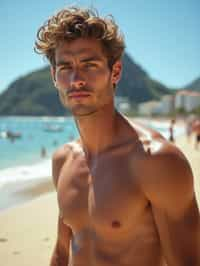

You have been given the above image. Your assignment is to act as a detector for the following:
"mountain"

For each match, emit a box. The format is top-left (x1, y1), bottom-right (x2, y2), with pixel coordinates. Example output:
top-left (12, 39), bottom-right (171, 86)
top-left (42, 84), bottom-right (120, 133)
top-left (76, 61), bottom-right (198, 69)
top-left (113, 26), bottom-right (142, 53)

top-left (118, 54), bottom-right (170, 102)
top-left (184, 77), bottom-right (200, 92)
top-left (0, 53), bottom-right (170, 116)
top-left (0, 68), bottom-right (67, 116)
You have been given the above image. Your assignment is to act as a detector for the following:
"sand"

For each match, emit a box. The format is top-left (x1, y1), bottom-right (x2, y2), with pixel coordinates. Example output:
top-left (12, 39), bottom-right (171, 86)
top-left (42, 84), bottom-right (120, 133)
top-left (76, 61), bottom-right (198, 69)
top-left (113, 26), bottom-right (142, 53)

top-left (0, 135), bottom-right (199, 266)
top-left (0, 177), bottom-right (55, 211)
top-left (0, 191), bottom-right (58, 266)
top-left (175, 135), bottom-right (200, 207)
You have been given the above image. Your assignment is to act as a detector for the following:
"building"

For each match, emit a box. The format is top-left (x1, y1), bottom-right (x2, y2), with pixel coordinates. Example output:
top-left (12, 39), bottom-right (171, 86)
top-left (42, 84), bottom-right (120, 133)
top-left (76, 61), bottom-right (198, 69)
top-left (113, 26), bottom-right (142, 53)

top-left (175, 90), bottom-right (200, 112)
top-left (138, 100), bottom-right (161, 115)
top-left (138, 95), bottom-right (175, 116)
top-left (160, 95), bottom-right (175, 114)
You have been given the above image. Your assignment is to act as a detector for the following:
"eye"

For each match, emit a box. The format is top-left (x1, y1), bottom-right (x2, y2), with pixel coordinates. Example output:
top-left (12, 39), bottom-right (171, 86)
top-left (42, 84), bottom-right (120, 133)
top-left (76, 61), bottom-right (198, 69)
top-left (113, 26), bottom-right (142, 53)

top-left (84, 62), bottom-right (97, 68)
top-left (58, 65), bottom-right (73, 71)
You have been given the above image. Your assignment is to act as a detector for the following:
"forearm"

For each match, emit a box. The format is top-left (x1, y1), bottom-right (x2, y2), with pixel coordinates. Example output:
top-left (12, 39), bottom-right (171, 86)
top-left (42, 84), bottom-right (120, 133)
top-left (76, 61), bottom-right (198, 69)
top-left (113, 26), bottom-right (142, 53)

top-left (50, 244), bottom-right (69, 266)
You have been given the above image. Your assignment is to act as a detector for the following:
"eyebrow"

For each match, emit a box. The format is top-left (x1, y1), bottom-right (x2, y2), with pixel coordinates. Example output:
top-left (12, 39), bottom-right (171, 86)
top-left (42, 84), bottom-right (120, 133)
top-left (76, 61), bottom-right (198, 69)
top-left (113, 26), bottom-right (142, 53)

top-left (56, 61), bottom-right (71, 67)
top-left (56, 55), bottom-right (104, 66)
top-left (80, 56), bottom-right (103, 63)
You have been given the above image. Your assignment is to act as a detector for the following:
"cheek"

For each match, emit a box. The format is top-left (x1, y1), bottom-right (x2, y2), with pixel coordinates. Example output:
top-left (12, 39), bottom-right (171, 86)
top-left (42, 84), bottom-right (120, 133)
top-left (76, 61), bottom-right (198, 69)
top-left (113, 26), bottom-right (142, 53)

top-left (55, 72), bottom-right (70, 87)
top-left (95, 79), bottom-right (114, 102)
top-left (92, 73), bottom-right (112, 93)
top-left (93, 69), bottom-right (109, 81)
top-left (58, 90), bottom-right (67, 106)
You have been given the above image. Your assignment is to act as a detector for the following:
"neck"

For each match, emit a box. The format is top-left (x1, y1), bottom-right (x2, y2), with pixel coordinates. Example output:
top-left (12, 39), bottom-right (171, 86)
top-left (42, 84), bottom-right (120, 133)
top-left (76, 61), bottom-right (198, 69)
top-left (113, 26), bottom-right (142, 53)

top-left (75, 104), bottom-right (118, 158)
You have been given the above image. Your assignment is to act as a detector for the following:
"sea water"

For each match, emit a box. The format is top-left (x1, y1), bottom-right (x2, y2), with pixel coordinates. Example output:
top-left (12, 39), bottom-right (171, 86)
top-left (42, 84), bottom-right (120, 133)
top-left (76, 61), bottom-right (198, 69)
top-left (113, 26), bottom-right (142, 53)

top-left (0, 117), bottom-right (78, 186)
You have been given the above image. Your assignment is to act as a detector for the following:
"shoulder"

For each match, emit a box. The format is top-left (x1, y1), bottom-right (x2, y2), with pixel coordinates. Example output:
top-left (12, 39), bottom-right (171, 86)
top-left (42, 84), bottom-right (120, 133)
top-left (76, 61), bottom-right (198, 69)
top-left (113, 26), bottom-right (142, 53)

top-left (148, 138), bottom-right (192, 177)
top-left (140, 139), bottom-right (194, 214)
top-left (52, 143), bottom-right (71, 188)
top-left (52, 140), bottom-right (82, 188)
top-left (52, 143), bottom-right (70, 161)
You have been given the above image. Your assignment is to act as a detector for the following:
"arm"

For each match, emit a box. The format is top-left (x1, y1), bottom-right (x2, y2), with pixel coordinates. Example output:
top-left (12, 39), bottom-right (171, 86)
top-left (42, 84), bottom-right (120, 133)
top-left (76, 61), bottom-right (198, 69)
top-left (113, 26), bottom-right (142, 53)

top-left (145, 146), bottom-right (200, 266)
top-left (50, 146), bottom-right (72, 266)
top-left (50, 216), bottom-right (72, 266)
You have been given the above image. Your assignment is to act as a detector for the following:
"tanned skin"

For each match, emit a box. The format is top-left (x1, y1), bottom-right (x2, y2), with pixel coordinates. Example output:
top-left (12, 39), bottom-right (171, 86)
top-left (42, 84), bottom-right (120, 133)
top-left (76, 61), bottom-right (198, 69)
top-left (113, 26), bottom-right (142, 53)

top-left (50, 38), bottom-right (200, 266)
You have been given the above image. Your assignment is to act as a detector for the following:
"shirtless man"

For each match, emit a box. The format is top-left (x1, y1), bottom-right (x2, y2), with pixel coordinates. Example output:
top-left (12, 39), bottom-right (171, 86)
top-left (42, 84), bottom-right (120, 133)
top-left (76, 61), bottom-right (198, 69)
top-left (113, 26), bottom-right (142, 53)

top-left (35, 7), bottom-right (200, 266)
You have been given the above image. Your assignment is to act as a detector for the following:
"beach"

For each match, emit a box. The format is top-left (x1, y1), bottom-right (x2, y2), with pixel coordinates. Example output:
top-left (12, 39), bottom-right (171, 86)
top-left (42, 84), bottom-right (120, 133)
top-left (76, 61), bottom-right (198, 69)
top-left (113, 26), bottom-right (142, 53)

top-left (0, 134), bottom-right (199, 266)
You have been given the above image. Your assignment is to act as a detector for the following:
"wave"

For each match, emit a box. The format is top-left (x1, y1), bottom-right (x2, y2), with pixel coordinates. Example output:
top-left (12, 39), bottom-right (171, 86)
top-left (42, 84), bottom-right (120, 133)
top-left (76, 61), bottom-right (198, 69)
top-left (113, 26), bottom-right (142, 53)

top-left (0, 159), bottom-right (51, 188)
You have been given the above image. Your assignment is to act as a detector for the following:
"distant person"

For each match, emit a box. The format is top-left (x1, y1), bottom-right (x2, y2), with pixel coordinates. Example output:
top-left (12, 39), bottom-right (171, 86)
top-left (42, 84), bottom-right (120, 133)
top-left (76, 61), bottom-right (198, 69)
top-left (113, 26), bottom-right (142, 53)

top-left (186, 117), bottom-right (193, 143)
top-left (41, 146), bottom-right (47, 158)
top-left (186, 121), bottom-right (192, 142)
top-left (35, 6), bottom-right (200, 266)
top-left (192, 118), bottom-right (200, 150)
top-left (169, 118), bottom-right (175, 142)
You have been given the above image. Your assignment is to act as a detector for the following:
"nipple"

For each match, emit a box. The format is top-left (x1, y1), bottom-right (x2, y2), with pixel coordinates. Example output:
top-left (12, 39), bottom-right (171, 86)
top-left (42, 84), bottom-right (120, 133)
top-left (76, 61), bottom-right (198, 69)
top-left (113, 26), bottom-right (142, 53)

top-left (111, 220), bottom-right (121, 228)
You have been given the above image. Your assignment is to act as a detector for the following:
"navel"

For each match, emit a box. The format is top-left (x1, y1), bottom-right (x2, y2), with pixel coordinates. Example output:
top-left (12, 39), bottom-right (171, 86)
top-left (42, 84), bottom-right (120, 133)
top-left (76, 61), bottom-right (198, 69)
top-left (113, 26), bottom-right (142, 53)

top-left (111, 220), bottom-right (121, 228)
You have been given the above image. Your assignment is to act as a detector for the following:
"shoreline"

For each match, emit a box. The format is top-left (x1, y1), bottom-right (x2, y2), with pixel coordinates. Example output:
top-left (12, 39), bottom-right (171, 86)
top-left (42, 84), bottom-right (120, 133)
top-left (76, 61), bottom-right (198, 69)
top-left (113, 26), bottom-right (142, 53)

top-left (0, 176), bottom-right (54, 212)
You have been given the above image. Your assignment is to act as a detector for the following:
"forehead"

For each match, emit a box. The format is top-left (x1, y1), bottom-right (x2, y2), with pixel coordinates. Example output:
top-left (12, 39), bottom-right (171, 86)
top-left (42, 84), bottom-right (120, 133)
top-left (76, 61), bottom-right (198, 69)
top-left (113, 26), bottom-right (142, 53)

top-left (55, 38), bottom-right (107, 63)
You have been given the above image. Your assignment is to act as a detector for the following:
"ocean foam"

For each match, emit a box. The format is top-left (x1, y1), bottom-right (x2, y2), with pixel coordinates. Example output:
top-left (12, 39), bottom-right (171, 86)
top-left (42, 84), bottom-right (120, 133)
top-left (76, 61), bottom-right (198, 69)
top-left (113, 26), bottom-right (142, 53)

top-left (0, 159), bottom-right (51, 188)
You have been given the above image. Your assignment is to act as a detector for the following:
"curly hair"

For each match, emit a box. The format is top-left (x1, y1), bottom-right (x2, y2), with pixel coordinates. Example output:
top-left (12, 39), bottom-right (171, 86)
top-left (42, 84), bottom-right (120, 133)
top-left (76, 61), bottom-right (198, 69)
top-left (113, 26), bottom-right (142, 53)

top-left (34, 7), bottom-right (125, 69)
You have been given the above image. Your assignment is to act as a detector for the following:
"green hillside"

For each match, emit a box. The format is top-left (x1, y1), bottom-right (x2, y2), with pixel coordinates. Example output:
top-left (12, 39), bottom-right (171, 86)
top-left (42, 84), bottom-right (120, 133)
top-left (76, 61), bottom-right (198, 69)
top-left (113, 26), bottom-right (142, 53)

top-left (0, 53), bottom-right (170, 116)
top-left (184, 77), bottom-right (200, 92)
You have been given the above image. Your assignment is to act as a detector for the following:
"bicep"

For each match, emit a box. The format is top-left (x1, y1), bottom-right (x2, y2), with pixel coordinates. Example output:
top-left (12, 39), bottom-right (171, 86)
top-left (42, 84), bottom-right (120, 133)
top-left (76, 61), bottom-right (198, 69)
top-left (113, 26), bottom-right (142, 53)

top-left (147, 149), bottom-right (195, 217)
top-left (52, 145), bottom-right (70, 189)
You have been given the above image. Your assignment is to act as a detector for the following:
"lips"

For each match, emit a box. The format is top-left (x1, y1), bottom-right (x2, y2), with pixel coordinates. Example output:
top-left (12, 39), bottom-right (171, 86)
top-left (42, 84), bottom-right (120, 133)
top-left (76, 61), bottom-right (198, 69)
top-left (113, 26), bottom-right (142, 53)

top-left (68, 91), bottom-right (90, 99)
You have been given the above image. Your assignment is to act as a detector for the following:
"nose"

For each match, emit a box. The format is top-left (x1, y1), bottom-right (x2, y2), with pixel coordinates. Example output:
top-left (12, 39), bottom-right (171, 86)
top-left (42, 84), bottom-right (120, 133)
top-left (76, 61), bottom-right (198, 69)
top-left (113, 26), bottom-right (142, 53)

top-left (70, 69), bottom-right (86, 89)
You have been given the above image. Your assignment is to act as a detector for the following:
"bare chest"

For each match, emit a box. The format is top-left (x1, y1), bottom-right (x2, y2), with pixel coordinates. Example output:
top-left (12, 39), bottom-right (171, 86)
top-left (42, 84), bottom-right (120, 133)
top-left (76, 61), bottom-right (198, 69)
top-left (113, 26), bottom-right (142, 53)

top-left (57, 150), bottom-right (148, 235)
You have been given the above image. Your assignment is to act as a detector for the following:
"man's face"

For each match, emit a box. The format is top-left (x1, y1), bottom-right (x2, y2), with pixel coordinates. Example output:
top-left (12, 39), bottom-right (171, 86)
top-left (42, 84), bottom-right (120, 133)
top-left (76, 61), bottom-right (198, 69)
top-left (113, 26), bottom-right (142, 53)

top-left (51, 38), bottom-right (122, 117)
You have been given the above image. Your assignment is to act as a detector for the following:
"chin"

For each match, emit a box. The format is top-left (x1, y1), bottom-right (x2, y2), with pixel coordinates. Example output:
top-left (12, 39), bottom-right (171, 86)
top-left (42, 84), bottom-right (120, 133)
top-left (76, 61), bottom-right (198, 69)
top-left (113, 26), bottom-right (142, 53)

top-left (70, 106), bottom-right (98, 117)
top-left (73, 110), bottom-right (98, 117)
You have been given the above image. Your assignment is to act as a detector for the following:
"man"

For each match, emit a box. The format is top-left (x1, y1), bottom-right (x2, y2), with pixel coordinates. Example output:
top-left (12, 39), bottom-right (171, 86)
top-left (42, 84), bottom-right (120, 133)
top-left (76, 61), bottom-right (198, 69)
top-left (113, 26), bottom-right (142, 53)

top-left (35, 7), bottom-right (200, 266)
top-left (192, 118), bottom-right (200, 150)
top-left (169, 119), bottom-right (175, 143)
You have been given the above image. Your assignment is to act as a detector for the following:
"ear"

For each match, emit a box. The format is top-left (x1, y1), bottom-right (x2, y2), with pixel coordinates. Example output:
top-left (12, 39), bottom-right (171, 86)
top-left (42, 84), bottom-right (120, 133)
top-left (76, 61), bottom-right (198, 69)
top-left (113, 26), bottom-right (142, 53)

top-left (50, 66), bottom-right (57, 88)
top-left (111, 61), bottom-right (122, 85)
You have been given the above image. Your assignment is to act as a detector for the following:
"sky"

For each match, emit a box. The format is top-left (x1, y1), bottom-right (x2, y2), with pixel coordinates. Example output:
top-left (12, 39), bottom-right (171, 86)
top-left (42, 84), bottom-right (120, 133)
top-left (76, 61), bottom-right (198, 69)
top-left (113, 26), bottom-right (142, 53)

top-left (0, 0), bottom-right (199, 93)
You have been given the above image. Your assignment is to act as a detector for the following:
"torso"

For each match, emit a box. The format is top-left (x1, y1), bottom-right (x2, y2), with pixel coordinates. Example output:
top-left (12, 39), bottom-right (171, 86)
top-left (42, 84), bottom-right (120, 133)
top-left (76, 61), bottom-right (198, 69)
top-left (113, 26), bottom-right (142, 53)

top-left (56, 132), bottom-right (166, 266)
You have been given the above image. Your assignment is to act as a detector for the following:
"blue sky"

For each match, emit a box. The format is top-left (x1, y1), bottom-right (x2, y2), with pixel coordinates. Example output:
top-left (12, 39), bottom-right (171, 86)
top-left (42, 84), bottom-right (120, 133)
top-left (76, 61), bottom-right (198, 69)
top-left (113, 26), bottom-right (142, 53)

top-left (0, 0), bottom-right (199, 93)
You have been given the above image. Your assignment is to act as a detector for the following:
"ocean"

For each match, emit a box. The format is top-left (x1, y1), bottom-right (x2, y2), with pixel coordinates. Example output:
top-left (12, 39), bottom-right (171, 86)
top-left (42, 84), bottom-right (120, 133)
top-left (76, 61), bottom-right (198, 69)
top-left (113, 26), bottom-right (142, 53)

top-left (0, 116), bottom-right (185, 211)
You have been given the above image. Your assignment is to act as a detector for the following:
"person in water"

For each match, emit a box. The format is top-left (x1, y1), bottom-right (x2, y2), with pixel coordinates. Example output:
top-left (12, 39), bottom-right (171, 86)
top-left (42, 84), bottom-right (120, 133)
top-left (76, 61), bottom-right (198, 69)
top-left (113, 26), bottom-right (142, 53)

top-left (35, 6), bottom-right (200, 266)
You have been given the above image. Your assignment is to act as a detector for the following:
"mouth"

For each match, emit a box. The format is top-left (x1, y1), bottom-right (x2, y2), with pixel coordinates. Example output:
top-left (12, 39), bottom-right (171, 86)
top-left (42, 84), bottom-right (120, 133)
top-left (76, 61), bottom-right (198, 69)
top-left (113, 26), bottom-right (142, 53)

top-left (68, 91), bottom-right (91, 99)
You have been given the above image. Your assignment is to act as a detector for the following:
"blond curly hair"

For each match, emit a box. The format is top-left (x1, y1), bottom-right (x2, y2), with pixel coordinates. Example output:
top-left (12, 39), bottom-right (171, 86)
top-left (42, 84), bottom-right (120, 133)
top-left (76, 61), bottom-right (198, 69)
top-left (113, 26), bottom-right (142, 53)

top-left (35, 7), bottom-right (125, 69)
